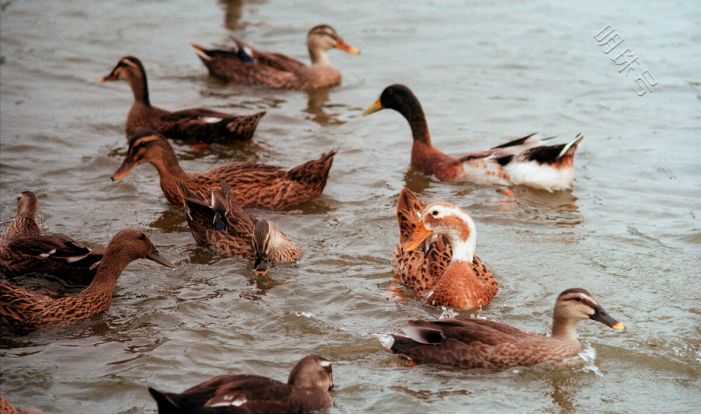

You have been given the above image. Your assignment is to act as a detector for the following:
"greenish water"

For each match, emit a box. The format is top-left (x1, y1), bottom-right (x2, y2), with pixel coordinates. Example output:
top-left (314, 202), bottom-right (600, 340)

top-left (1, 0), bottom-right (700, 413)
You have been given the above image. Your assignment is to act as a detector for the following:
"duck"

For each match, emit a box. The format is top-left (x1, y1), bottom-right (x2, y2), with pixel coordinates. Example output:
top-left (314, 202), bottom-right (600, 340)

top-left (0, 229), bottom-right (175, 334)
top-left (148, 355), bottom-right (333, 414)
top-left (177, 180), bottom-right (302, 275)
top-left (0, 191), bottom-right (103, 285)
top-left (0, 396), bottom-right (43, 414)
top-left (191, 24), bottom-right (359, 91)
top-left (99, 56), bottom-right (265, 144)
top-left (393, 188), bottom-right (498, 310)
top-left (111, 130), bottom-right (337, 211)
top-left (363, 84), bottom-right (584, 192)
top-left (379, 288), bottom-right (626, 369)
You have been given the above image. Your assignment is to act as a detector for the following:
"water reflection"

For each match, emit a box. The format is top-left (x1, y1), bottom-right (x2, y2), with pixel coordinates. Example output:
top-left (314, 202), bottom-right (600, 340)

top-left (219, 0), bottom-right (267, 31)
top-left (304, 90), bottom-right (346, 126)
top-left (402, 166), bottom-right (433, 194)
top-left (149, 208), bottom-right (188, 233)
top-left (546, 373), bottom-right (577, 413)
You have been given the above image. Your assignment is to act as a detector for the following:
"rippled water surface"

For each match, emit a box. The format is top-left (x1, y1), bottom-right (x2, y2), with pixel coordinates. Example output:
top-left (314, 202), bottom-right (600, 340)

top-left (1, 0), bottom-right (701, 413)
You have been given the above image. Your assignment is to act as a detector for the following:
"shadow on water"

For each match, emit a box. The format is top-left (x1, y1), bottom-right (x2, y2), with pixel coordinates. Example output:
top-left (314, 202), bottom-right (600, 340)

top-left (149, 207), bottom-right (188, 233)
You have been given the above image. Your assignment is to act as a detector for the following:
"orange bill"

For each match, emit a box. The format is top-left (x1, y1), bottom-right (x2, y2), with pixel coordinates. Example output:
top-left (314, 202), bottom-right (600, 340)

top-left (362, 99), bottom-right (383, 116)
top-left (403, 221), bottom-right (433, 253)
top-left (334, 39), bottom-right (360, 55)
top-left (611, 322), bottom-right (626, 330)
top-left (111, 159), bottom-right (136, 181)
top-left (98, 74), bottom-right (118, 83)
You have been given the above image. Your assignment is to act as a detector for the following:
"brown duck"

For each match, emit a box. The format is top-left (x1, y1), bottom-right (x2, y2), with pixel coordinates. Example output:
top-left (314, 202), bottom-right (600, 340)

top-left (178, 180), bottom-right (302, 276)
top-left (379, 288), bottom-right (626, 369)
top-left (112, 130), bottom-right (337, 210)
top-left (0, 191), bottom-right (103, 285)
top-left (0, 229), bottom-right (175, 334)
top-left (99, 56), bottom-right (265, 143)
top-left (148, 355), bottom-right (333, 414)
top-left (191, 24), bottom-right (359, 90)
top-left (393, 188), bottom-right (498, 310)
top-left (363, 84), bottom-right (584, 192)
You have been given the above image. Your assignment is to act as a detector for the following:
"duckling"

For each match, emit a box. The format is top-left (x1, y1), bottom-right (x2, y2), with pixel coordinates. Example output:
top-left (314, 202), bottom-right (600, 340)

top-left (111, 130), bottom-right (336, 211)
top-left (0, 191), bottom-right (103, 285)
top-left (191, 24), bottom-right (359, 90)
top-left (148, 355), bottom-right (333, 414)
top-left (379, 288), bottom-right (625, 368)
top-left (178, 180), bottom-right (302, 275)
top-left (393, 188), bottom-right (498, 309)
top-left (0, 229), bottom-right (175, 334)
top-left (363, 84), bottom-right (583, 192)
top-left (99, 56), bottom-right (265, 143)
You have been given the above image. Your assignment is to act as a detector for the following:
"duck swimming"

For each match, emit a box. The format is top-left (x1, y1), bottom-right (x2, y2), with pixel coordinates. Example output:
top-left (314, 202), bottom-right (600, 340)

top-left (178, 180), bottom-right (302, 276)
top-left (111, 130), bottom-right (337, 210)
top-left (363, 84), bottom-right (583, 192)
top-left (100, 56), bottom-right (265, 143)
top-left (379, 288), bottom-right (625, 368)
top-left (191, 24), bottom-right (359, 90)
top-left (148, 355), bottom-right (333, 413)
top-left (0, 191), bottom-right (103, 285)
top-left (393, 188), bottom-right (498, 310)
top-left (0, 229), bottom-right (175, 334)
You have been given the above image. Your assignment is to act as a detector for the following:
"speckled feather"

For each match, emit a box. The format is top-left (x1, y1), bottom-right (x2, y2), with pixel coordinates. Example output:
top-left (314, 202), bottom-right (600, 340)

top-left (115, 132), bottom-right (336, 210)
top-left (0, 229), bottom-right (172, 334)
top-left (391, 188), bottom-right (498, 309)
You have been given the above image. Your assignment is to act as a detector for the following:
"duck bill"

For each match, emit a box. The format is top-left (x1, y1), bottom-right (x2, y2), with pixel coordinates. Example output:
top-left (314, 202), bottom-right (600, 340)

top-left (254, 257), bottom-right (269, 277)
top-left (147, 250), bottom-right (176, 268)
top-left (111, 159), bottom-right (136, 181)
top-left (334, 39), bottom-right (360, 55)
top-left (590, 308), bottom-right (625, 330)
top-left (403, 221), bottom-right (433, 253)
top-left (362, 99), bottom-right (384, 116)
top-left (98, 73), bottom-right (118, 83)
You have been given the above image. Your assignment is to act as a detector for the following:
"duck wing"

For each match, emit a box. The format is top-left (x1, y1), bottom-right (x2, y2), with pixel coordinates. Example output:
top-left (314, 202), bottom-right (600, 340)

top-left (7, 234), bottom-right (99, 266)
top-left (392, 188), bottom-right (452, 296)
top-left (402, 318), bottom-right (531, 347)
top-left (178, 181), bottom-right (256, 258)
top-left (191, 42), bottom-right (297, 89)
top-left (149, 375), bottom-right (293, 413)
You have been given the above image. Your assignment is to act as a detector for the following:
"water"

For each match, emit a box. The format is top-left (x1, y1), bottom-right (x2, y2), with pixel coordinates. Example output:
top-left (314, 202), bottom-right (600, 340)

top-left (1, 0), bottom-right (700, 412)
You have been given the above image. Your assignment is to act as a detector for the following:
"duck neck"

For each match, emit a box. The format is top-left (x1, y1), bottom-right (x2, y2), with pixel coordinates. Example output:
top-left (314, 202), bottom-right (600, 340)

top-left (399, 102), bottom-right (431, 147)
top-left (308, 47), bottom-right (332, 66)
top-left (1, 213), bottom-right (40, 243)
top-left (127, 70), bottom-right (150, 106)
top-left (551, 316), bottom-right (580, 344)
top-left (149, 148), bottom-right (187, 181)
top-left (446, 225), bottom-right (476, 264)
top-left (81, 244), bottom-right (135, 301)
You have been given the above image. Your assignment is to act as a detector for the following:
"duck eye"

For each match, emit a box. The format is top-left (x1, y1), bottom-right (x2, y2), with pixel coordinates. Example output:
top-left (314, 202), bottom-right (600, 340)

top-left (432, 210), bottom-right (439, 216)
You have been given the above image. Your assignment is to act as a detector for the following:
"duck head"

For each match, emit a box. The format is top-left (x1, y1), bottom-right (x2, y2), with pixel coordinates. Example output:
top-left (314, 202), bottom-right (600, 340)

top-left (287, 355), bottom-right (333, 391)
top-left (106, 229), bottom-right (176, 268)
top-left (99, 56), bottom-right (150, 104)
top-left (363, 84), bottom-right (421, 117)
top-left (307, 24), bottom-right (359, 64)
top-left (16, 191), bottom-right (39, 217)
top-left (251, 219), bottom-right (280, 277)
top-left (551, 288), bottom-right (625, 339)
top-left (403, 202), bottom-right (477, 263)
top-left (111, 130), bottom-right (172, 181)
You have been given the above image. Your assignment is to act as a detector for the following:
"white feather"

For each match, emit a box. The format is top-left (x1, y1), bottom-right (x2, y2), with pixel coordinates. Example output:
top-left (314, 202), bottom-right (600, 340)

top-left (202, 117), bottom-right (223, 123)
top-left (376, 334), bottom-right (395, 350)
top-left (39, 249), bottom-right (57, 258)
top-left (504, 161), bottom-right (574, 192)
